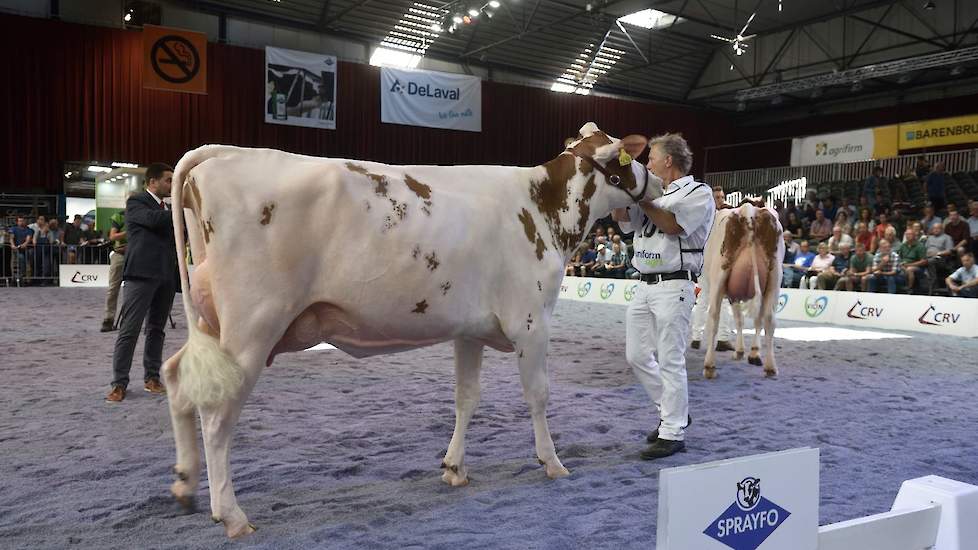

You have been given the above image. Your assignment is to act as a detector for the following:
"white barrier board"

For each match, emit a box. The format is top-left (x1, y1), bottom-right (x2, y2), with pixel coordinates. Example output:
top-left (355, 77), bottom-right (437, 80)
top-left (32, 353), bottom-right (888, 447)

top-left (59, 264), bottom-right (110, 288)
top-left (658, 447), bottom-right (819, 550)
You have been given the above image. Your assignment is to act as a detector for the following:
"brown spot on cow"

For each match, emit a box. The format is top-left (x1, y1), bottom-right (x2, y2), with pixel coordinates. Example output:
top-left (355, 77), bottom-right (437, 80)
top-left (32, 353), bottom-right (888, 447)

top-left (517, 208), bottom-right (549, 261)
top-left (754, 209), bottom-right (780, 272)
top-left (260, 203), bottom-right (275, 226)
top-left (721, 213), bottom-right (749, 271)
top-left (412, 245), bottom-right (421, 259)
top-left (440, 281), bottom-right (451, 295)
top-left (412, 300), bottom-right (428, 314)
top-left (202, 218), bottom-right (215, 244)
top-left (526, 314), bottom-right (533, 331)
top-left (534, 236), bottom-right (547, 259)
top-left (404, 174), bottom-right (432, 200)
top-left (425, 252), bottom-right (440, 271)
top-left (537, 281), bottom-right (543, 291)
top-left (346, 162), bottom-right (389, 197)
top-left (364, 200), bottom-right (371, 212)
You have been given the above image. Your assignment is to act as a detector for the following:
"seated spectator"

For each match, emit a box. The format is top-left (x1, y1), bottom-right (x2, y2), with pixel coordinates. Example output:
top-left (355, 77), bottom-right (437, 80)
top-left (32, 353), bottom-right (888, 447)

top-left (833, 209), bottom-right (853, 235)
top-left (968, 200), bottom-right (978, 255)
top-left (565, 249), bottom-right (582, 277)
top-left (863, 167), bottom-right (882, 209)
top-left (802, 190), bottom-right (819, 223)
top-left (866, 239), bottom-right (901, 294)
top-left (808, 210), bottom-right (833, 243)
top-left (882, 225), bottom-right (901, 250)
top-left (827, 225), bottom-right (854, 253)
top-left (840, 196), bottom-right (858, 222)
top-left (784, 240), bottom-right (815, 288)
top-left (817, 242), bottom-right (850, 290)
top-left (606, 226), bottom-right (617, 243)
top-left (873, 191), bottom-right (892, 216)
top-left (838, 242), bottom-right (873, 291)
top-left (915, 155), bottom-right (931, 179)
top-left (821, 197), bottom-right (838, 222)
top-left (897, 229), bottom-right (927, 294)
top-left (924, 223), bottom-right (955, 289)
top-left (854, 221), bottom-right (874, 252)
top-left (577, 241), bottom-right (598, 276)
top-left (924, 162), bottom-right (946, 212)
top-left (591, 243), bottom-right (613, 277)
top-left (920, 204), bottom-right (942, 233)
top-left (889, 208), bottom-right (907, 238)
top-left (780, 230), bottom-right (801, 287)
top-left (610, 234), bottom-right (629, 259)
top-left (944, 210), bottom-right (971, 259)
top-left (784, 211), bottom-right (804, 238)
top-left (871, 212), bottom-right (891, 239)
top-left (803, 242), bottom-right (835, 289)
top-left (605, 243), bottom-right (628, 279)
top-left (946, 252), bottom-right (978, 298)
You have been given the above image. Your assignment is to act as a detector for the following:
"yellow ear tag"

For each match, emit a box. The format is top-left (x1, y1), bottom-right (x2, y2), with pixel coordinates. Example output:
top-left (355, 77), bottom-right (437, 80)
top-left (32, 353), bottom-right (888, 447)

top-left (618, 149), bottom-right (632, 166)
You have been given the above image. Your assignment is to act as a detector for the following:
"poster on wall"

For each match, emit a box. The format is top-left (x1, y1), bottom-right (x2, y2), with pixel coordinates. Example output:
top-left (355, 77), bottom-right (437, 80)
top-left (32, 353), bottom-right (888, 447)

top-left (789, 126), bottom-right (897, 166)
top-left (380, 67), bottom-right (482, 132)
top-left (264, 47), bottom-right (337, 130)
top-left (143, 25), bottom-right (208, 94)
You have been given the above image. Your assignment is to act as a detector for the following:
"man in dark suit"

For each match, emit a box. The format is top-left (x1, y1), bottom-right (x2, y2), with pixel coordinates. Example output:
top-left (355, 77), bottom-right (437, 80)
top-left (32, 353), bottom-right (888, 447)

top-left (106, 162), bottom-right (178, 402)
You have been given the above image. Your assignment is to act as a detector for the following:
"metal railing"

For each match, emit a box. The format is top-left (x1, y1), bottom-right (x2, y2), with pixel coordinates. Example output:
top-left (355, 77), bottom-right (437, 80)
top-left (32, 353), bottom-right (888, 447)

top-left (2, 242), bottom-right (110, 286)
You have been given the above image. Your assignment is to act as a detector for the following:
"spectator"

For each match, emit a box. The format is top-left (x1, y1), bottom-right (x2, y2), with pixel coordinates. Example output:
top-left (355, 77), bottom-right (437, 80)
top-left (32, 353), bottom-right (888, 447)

top-left (924, 223), bottom-right (955, 289)
top-left (8, 216), bottom-right (33, 283)
top-left (565, 249), bottom-right (582, 277)
top-left (605, 226), bottom-right (617, 244)
top-left (866, 239), bottom-right (901, 294)
top-left (30, 216), bottom-right (57, 284)
top-left (858, 207), bottom-right (875, 231)
top-left (605, 243), bottom-right (628, 279)
top-left (863, 166), bottom-right (882, 208)
top-left (857, 196), bottom-right (872, 217)
top-left (610, 234), bottom-right (629, 260)
top-left (967, 200), bottom-right (978, 255)
top-left (62, 214), bottom-right (83, 264)
top-left (578, 241), bottom-right (598, 276)
top-left (839, 242), bottom-right (873, 291)
top-left (809, 210), bottom-right (833, 243)
top-left (782, 230), bottom-right (800, 261)
top-left (102, 209), bottom-right (128, 332)
top-left (946, 252), bottom-right (978, 298)
top-left (924, 162), bottom-right (946, 212)
top-left (840, 197), bottom-right (858, 221)
top-left (46, 218), bottom-right (62, 279)
top-left (817, 242), bottom-right (850, 290)
top-left (803, 242), bottom-right (835, 289)
top-left (773, 198), bottom-right (788, 227)
top-left (821, 197), bottom-right (838, 222)
top-left (591, 243), bottom-right (613, 277)
top-left (882, 225), bottom-right (901, 250)
top-left (784, 240), bottom-right (815, 288)
top-left (944, 210), bottom-right (970, 259)
top-left (784, 211), bottom-right (804, 238)
top-left (888, 208), bottom-right (907, 238)
top-left (827, 225), bottom-right (854, 253)
top-left (854, 221), bottom-right (874, 252)
top-left (897, 229), bottom-right (927, 294)
top-left (920, 204), bottom-right (942, 233)
top-left (871, 212), bottom-right (891, 243)
top-left (834, 208), bottom-right (853, 235)
top-left (915, 156), bottom-right (931, 179)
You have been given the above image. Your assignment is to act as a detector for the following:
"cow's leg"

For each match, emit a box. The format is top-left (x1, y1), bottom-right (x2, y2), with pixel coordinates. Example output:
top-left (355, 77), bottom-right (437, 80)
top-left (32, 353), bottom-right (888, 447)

top-left (732, 302), bottom-right (745, 360)
top-left (163, 344), bottom-right (200, 510)
top-left (441, 339), bottom-right (484, 487)
top-left (516, 329), bottom-right (568, 479)
top-left (748, 306), bottom-right (764, 367)
top-left (702, 271), bottom-right (730, 379)
top-left (760, 284), bottom-right (779, 377)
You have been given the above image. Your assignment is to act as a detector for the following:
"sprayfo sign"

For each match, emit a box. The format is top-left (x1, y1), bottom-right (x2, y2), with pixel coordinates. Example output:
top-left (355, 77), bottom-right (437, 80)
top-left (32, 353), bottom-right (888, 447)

top-left (658, 448), bottom-right (819, 550)
top-left (380, 67), bottom-right (481, 132)
top-left (59, 264), bottom-right (110, 287)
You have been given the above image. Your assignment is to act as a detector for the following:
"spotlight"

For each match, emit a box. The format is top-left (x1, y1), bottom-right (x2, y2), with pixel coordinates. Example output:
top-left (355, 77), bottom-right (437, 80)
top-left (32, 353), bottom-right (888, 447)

top-left (736, 101), bottom-right (746, 112)
top-left (489, 0), bottom-right (501, 7)
top-left (468, 8), bottom-right (480, 16)
top-left (431, 22), bottom-right (442, 32)
top-left (453, 14), bottom-right (463, 24)
top-left (124, 11), bottom-right (132, 22)
top-left (923, 1), bottom-right (936, 10)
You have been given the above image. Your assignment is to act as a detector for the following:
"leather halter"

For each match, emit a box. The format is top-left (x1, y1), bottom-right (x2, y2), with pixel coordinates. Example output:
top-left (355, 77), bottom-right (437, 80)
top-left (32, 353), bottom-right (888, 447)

top-left (565, 148), bottom-right (650, 203)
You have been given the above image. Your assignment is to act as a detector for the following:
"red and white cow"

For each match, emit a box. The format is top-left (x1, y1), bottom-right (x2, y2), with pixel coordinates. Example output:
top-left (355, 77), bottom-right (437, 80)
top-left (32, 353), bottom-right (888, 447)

top-left (162, 122), bottom-right (663, 537)
top-left (701, 202), bottom-right (784, 379)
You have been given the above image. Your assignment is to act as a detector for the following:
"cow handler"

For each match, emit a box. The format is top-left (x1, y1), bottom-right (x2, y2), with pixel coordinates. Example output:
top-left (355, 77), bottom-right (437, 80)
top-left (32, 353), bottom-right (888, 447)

top-left (612, 133), bottom-right (715, 459)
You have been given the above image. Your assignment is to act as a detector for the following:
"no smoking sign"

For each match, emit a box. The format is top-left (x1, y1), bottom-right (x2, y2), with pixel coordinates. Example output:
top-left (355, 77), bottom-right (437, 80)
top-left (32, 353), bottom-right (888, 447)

top-left (143, 25), bottom-right (207, 94)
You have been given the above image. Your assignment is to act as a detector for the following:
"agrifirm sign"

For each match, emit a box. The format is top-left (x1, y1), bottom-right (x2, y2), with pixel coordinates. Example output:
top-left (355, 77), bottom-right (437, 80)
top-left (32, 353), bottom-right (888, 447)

top-left (790, 126), bottom-right (897, 166)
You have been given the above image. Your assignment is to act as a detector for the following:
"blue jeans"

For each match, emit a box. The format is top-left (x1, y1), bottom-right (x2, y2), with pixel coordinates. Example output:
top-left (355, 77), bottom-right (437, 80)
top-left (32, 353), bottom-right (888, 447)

top-left (867, 273), bottom-right (898, 293)
top-left (782, 267), bottom-right (796, 288)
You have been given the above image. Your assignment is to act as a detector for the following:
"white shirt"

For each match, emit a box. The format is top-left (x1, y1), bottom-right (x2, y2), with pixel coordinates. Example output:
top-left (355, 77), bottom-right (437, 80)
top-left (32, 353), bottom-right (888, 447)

top-left (619, 176), bottom-right (715, 274)
top-left (146, 189), bottom-right (167, 209)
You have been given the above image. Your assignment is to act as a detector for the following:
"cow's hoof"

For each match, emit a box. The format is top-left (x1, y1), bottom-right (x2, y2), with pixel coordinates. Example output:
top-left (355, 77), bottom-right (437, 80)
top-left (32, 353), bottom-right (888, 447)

top-left (704, 366), bottom-right (717, 379)
top-left (764, 369), bottom-right (778, 378)
top-left (173, 493), bottom-right (196, 512)
top-left (226, 521), bottom-right (257, 539)
top-left (748, 356), bottom-right (763, 366)
top-left (545, 462), bottom-right (570, 479)
top-left (734, 351), bottom-right (744, 360)
top-left (441, 464), bottom-right (469, 487)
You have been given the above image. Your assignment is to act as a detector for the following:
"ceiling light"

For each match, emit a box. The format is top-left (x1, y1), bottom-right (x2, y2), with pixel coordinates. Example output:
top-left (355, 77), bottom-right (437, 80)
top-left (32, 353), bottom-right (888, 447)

top-left (124, 12), bottom-right (132, 22)
top-left (453, 15), bottom-right (463, 24)
top-left (64, 172), bottom-right (72, 178)
top-left (111, 161), bottom-right (138, 168)
top-left (431, 22), bottom-right (442, 32)
top-left (489, 0), bottom-right (501, 7)
top-left (468, 8), bottom-right (479, 16)
top-left (923, 1), bottom-right (936, 10)
top-left (87, 165), bottom-right (111, 173)
top-left (736, 101), bottom-right (746, 112)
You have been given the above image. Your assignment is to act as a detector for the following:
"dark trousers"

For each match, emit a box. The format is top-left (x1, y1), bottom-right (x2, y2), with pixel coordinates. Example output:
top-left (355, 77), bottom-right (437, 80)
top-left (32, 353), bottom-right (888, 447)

top-left (111, 277), bottom-right (176, 388)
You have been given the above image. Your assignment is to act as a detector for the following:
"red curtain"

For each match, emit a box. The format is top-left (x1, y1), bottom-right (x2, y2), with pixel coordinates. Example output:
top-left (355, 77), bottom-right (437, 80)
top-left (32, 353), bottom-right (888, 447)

top-left (0, 14), bottom-right (732, 194)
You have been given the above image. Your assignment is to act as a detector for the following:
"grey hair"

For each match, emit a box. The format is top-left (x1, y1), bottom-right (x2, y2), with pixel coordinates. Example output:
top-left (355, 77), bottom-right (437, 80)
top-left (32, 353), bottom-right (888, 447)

top-left (650, 133), bottom-right (693, 174)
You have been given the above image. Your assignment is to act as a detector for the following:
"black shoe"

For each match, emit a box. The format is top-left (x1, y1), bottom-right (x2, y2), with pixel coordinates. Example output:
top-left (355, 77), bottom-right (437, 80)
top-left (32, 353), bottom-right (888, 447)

top-left (646, 414), bottom-right (692, 443)
top-left (715, 341), bottom-right (736, 352)
top-left (640, 438), bottom-right (686, 460)
top-left (690, 340), bottom-right (700, 349)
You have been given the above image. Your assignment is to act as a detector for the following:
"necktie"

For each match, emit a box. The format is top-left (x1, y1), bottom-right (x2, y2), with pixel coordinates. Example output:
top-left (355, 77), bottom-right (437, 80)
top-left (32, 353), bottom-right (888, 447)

top-left (160, 200), bottom-right (166, 210)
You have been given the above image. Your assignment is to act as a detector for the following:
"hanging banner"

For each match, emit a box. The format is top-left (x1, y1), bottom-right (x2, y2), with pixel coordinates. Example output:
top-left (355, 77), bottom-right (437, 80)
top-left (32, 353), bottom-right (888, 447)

top-left (265, 47), bottom-right (337, 130)
top-left (790, 126), bottom-right (897, 166)
top-left (143, 25), bottom-right (208, 94)
top-left (899, 114), bottom-right (978, 150)
top-left (381, 67), bottom-right (482, 132)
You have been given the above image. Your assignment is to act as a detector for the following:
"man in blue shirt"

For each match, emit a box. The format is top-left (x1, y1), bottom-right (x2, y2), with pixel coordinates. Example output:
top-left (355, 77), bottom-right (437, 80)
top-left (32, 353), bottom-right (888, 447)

top-left (784, 240), bottom-right (815, 288)
top-left (8, 216), bottom-right (33, 283)
top-left (925, 162), bottom-right (946, 213)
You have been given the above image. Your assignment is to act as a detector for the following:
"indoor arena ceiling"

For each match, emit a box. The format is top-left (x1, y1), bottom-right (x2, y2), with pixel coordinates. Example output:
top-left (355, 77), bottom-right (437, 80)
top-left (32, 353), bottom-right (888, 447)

top-left (174, 0), bottom-right (978, 112)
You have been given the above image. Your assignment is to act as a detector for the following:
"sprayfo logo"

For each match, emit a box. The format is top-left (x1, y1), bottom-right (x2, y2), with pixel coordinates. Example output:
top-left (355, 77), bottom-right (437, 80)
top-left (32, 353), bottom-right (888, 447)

top-left (388, 78), bottom-right (460, 100)
top-left (71, 271), bottom-right (99, 283)
top-left (577, 281), bottom-right (591, 298)
top-left (623, 283), bottom-right (638, 302)
top-left (774, 293), bottom-right (788, 314)
top-left (803, 295), bottom-right (828, 318)
top-left (599, 283), bottom-right (615, 300)
top-left (846, 300), bottom-right (883, 320)
top-left (704, 476), bottom-right (791, 550)
top-left (918, 304), bottom-right (960, 326)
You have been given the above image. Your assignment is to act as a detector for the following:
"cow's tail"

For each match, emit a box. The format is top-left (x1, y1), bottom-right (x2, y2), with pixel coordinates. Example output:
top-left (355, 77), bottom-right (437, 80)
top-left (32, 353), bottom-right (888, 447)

top-left (171, 145), bottom-right (244, 408)
top-left (750, 219), bottom-right (763, 311)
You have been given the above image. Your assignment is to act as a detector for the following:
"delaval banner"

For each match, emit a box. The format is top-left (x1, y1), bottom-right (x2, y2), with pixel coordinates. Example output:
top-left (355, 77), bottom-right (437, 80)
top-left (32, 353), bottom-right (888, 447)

top-left (789, 126), bottom-right (897, 166)
top-left (657, 448), bottom-right (819, 550)
top-left (381, 67), bottom-right (481, 132)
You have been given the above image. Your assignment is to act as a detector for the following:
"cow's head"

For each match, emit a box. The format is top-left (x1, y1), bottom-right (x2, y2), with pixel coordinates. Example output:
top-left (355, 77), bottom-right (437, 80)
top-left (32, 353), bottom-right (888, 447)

top-left (564, 122), bottom-right (663, 209)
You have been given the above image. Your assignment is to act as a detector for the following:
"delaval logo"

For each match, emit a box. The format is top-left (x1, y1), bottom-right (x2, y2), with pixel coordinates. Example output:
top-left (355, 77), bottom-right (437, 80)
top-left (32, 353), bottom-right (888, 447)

top-left (704, 477), bottom-right (791, 550)
top-left (599, 283), bottom-right (615, 300)
top-left (388, 78), bottom-right (460, 100)
top-left (803, 295), bottom-right (828, 318)
top-left (918, 304), bottom-right (960, 326)
top-left (623, 283), bottom-right (638, 302)
top-left (577, 281), bottom-right (591, 298)
top-left (774, 293), bottom-right (788, 314)
top-left (71, 271), bottom-right (98, 283)
top-left (846, 300), bottom-right (883, 320)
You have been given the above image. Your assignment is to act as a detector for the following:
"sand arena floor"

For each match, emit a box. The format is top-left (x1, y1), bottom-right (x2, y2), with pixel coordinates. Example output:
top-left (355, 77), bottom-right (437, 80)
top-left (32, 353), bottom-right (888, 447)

top-left (1, 287), bottom-right (976, 549)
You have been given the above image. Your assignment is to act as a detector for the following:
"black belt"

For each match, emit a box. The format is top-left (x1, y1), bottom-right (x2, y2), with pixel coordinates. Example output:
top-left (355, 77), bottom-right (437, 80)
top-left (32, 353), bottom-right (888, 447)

top-left (640, 270), bottom-right (698, 284)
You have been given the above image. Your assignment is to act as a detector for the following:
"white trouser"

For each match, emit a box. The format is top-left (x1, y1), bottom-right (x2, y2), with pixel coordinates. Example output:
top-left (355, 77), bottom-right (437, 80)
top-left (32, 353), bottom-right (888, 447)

top-left (625, 279), bottom-right (695, 441)
top-left (690, 275), bottom-right (733, 342)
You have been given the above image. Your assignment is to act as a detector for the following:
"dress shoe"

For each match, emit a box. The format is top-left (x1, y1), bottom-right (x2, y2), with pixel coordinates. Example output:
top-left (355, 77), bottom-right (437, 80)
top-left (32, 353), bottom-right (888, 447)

top-left (715, 340), bottom-right (736, 352)
top-left (647, 414), bottom-right (692, 443)
top-left (105, 385), bottom-right (126, 403)
top-left (690, 340), bottom-right (700, 349)
top-left (144, 378), bottom-right (166, 394)
top-left (640, 438), bottom-right (686, 460)
top-left (100, 319), bottom-right (115, 332)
